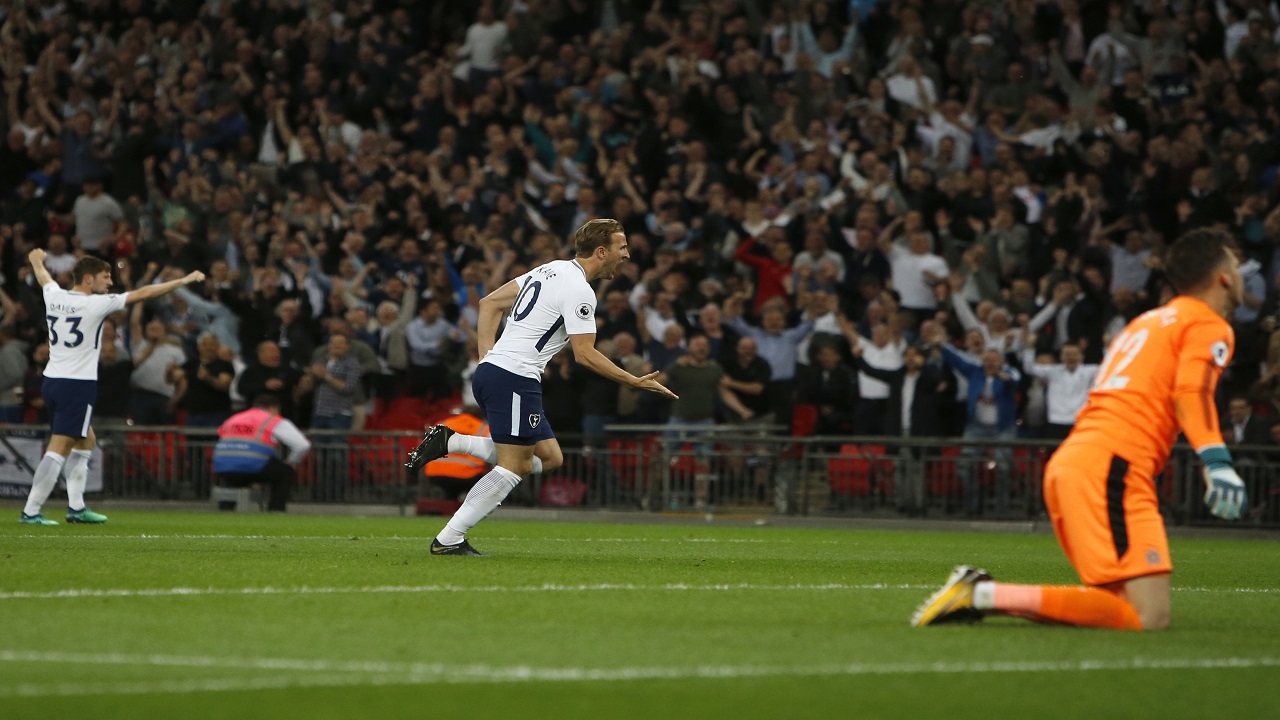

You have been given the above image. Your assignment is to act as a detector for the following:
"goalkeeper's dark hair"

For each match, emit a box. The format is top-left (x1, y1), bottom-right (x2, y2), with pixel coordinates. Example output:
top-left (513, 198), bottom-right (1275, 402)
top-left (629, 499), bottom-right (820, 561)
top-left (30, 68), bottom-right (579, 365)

top-left (72, 256), bottom-right (112, 286)
top-left (573, 218), bottom-right (624, 258)
top-left (1164, 227), bottom-right (1240, 294)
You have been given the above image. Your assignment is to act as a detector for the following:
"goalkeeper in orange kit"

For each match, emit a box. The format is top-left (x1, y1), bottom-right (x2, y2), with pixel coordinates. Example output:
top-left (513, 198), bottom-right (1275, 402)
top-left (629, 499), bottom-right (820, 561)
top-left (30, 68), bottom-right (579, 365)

top-left (912, 227), bottom-right (1249, 631)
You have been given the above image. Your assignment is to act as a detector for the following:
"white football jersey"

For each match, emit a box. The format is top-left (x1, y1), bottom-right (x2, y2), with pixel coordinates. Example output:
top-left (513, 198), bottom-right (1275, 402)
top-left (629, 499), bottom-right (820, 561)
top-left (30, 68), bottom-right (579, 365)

top-left (42, 282), bottom-right (129, 380)
top-left (482, 259), bottom-right (597, 380)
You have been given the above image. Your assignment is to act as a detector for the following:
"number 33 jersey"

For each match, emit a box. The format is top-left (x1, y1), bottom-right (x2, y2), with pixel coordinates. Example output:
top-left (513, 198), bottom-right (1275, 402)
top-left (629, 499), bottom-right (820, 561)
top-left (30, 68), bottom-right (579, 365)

top-left (482, 260), bottom-right (597, 381)
top-left (41, 282), bottom-right (129, 381)
top-left (1067, 295), bottom-right (1234, 476)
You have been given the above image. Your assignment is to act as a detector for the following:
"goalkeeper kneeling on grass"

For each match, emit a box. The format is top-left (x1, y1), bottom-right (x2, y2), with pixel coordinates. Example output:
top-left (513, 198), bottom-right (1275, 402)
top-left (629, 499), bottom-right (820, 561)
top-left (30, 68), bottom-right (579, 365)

top-left (212, 393), bottom-right (311, 512)
top-left (912, 228), bottom-right (1249, 631)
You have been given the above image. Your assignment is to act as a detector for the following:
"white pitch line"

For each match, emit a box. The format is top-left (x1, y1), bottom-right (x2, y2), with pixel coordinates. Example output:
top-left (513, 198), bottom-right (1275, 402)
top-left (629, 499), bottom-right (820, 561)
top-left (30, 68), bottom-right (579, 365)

top-left (3, 534), bottom-right (776, 543)
top-left (0, 582), bottom-right (921, 601)
top-left (0, 582), bottom-right (1273, 602)
top-left (0, 651), bottom-right (1276, 697)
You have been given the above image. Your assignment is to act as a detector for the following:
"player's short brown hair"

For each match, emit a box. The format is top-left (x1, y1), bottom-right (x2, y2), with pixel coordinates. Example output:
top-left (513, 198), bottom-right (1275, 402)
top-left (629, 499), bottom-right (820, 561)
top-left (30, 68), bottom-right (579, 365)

top-left (572, 219), bottom-right (624, 258)
top-left (71, 256), bottom-right (113, 286)
top-left (1164, 227), bottom-right (1239, 293)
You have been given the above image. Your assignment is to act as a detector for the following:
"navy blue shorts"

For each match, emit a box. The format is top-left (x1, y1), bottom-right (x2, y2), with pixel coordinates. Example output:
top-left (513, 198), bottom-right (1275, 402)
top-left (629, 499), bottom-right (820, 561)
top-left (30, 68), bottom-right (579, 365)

top-left (473, 363), bottom-right (554, 446)
top-left (42, 377), bottom-right (96, 439)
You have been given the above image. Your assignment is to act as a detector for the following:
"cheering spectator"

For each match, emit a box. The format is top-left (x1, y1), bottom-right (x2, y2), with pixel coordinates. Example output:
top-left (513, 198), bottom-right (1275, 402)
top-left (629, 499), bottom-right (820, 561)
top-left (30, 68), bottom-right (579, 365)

top-left (301, 333), bottom-right (363, 499)
top-left (71, 177), bottom-right (123, 255)
top-left (931, 324), bottom-right (1020, 516)
top-left (839, 313), bottom-right (905, 436)
top-left (879, 228), bottom-right (948, 328)
top-left (725, 290), bottom-right (813, 422)
top-left (237, 341), bottom-right (302, 423)
top-left (368, 281), bottom-right (418, 400)
top-left (797, 344), bottom-right (858, 436)
top-left (406, 297), bottom-right (465, 401)
top-left (1021, 337), bottom-right (1099, 441)
top-left (657, 335), bottom-right (750, 510)
top-left (129, 304), bottom-right (186, 425)
top-left (173, 333), bottom-right (235, 428)
top-left (721, 337), bottom-right (774, 425)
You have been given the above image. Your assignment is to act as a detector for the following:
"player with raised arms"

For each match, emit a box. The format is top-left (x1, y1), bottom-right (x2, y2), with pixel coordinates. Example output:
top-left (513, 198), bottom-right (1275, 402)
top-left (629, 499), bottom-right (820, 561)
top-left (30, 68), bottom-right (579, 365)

top-left (406, 218), bottom-right (678, 555)
top-left (912, 227), bottom-right (1249, 630)
top-left (19, 251), bottom-right (205, 525)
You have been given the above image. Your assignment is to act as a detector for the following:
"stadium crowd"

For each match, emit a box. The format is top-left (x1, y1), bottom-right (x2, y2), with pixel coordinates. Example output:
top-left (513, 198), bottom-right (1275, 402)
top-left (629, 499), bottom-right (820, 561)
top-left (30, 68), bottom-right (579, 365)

top-left (1, 0), bottom-right (1280, 453)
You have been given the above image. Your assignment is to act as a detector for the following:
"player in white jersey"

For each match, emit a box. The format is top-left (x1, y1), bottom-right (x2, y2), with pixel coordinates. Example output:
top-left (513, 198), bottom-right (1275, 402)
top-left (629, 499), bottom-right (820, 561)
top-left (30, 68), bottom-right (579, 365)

top-left (19, 250), bottom-right (204, 525)
top-left (406, 219), bottom-right (678, 555)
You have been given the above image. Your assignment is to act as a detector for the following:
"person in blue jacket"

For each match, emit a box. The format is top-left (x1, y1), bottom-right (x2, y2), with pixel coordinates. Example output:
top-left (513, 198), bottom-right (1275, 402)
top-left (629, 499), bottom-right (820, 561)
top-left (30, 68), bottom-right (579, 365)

top-left (928, 324), bottom-right (1021, 516)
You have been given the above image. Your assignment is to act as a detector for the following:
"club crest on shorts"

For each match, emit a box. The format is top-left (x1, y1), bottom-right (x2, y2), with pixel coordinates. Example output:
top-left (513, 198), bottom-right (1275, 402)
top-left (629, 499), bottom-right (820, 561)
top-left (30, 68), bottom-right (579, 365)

top-left (576, 303), bottom-right (592, 320)
top-left (528, 413), bottom-right (541, 429)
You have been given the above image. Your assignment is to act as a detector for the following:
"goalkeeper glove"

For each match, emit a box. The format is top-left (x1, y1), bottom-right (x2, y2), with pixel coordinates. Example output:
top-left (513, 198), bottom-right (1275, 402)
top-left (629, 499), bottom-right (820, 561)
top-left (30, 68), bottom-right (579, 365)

top-left (1199, 446), bottom-right (1248, 521)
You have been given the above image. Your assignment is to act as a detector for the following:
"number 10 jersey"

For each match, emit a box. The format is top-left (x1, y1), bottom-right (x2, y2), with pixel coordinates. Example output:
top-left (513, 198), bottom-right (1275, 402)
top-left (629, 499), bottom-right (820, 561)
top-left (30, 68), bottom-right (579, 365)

top-left (481, 259), bottom-right (598, 381)
top-left (41, 281), bottom-right (129, 381)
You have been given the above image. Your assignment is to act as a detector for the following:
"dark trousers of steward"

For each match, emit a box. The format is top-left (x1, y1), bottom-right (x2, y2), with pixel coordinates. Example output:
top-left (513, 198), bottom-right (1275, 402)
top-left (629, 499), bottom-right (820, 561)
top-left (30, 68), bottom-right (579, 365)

top-left (216, 457), bottom-right (295, 511)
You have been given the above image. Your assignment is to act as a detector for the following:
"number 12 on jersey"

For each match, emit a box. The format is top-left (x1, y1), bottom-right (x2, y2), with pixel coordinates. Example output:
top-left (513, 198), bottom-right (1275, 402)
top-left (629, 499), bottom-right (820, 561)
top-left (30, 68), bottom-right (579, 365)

top-left (1093, 328), bottom-right (1149, 390)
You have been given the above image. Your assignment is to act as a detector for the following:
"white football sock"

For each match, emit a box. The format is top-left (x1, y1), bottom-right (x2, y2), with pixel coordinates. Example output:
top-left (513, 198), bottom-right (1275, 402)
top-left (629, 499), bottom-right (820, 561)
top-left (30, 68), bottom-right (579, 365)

top-left (64, 449), bottom-right (93, 511)
top-left (448, 433), bottom-right (492, 460)
top-left (973, 580), bottom-right (995, 610)
top-left (447, 434), bottom-right (542, 473)
top-left (23, 452), bottom-right (67, 517)
top-left (436, 465), bottom-right (522, 546)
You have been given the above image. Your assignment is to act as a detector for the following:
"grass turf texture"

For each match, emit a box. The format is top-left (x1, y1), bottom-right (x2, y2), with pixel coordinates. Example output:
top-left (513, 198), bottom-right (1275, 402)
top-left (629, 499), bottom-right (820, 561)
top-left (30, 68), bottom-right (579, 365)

top-left (0, 511), bottom-right (1276, 720)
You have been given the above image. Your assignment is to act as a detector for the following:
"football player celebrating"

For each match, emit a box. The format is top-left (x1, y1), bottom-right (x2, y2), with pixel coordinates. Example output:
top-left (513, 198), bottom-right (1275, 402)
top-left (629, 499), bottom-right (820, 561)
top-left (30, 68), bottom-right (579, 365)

top-left (20, 251), bottom-right (204, 525)
top-left (406, 219), bottom-right (677, 555)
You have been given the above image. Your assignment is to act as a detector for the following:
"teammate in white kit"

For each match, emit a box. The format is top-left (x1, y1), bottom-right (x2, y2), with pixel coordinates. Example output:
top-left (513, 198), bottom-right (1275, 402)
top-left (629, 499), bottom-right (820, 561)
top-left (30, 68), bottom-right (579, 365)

top-left (19, 250), bottom-right (204, 525)
top-left (406, 219), bottom-right (678, 555)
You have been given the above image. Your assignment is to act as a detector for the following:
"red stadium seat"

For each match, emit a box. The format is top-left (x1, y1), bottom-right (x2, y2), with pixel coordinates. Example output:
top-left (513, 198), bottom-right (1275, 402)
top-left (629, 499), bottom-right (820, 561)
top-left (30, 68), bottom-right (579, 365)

top-left (791, 404), bottom-right (817, 437)
top-left (926, 446), bottom-right (963, 497)
top-left (607, 439), bottom-right (642, 488)
top-left (828, 444), bottom-right (874, 496)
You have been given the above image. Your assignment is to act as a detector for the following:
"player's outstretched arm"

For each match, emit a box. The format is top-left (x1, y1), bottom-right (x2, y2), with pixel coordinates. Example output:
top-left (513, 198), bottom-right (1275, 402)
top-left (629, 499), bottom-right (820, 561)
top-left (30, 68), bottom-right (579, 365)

top-left (569, 333), bottom-right (678, 399)
top-left (126, 270), bottom-right (206, 304)
top-left (477, 279), bottom-right (520, 359)
top-left (28, 249), bottom-right (54, 287)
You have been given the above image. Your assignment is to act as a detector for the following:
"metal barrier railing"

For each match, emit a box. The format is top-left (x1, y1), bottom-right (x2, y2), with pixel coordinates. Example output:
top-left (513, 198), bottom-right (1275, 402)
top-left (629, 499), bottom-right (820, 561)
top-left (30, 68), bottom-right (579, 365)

top-left (2, 423), bottom-right (1277, 528)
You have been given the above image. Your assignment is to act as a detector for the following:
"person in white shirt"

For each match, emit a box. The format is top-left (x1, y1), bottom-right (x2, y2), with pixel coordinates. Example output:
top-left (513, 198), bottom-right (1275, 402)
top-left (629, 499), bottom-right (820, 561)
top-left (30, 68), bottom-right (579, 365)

top-left (129, 308), bottom-right (188, 424)
top-left (458, 5), bottom-right (509, 90)
top-left (885, 56), bottom-right (936, 110)
top-left (20, 251), bottom-right (203, 525)
top-left (882, 230), bottom-right (949, 318)
top-left (916, 98), bottom-right (976, 174)
top-left (406, 219), bottom-right (676, 555)
top-left (840, 318), bottom-right (905, 436)
top-left (1021, 339), bottom-right (1099, 440)
top-left (71, 178), bottom-right (124, 253)
top-left (43, 234), bottom-right (78, 280)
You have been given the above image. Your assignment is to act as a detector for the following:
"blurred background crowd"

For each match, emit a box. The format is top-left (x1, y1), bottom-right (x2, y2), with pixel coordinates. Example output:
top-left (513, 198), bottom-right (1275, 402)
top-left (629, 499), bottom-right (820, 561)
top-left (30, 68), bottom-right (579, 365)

top-left (1, 0), bottom-right (1279, 453)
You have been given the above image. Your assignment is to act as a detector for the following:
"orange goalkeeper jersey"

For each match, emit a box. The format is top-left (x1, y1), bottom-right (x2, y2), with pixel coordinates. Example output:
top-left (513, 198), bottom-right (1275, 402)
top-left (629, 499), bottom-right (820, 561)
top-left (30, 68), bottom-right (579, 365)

top-left (1064, 295), bottom-right (1234, 477)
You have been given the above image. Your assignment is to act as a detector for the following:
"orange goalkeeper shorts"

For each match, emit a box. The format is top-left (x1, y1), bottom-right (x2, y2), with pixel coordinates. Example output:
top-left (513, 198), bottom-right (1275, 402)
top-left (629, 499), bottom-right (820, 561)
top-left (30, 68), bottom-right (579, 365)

top-left (1043, 443), bottom-right (1173, 587)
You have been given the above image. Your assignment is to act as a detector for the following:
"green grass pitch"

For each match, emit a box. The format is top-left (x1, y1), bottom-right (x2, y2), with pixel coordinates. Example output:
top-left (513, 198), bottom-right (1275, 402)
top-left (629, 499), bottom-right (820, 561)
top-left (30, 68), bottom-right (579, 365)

top-left (1, 510), bottom-right (1276, 720)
